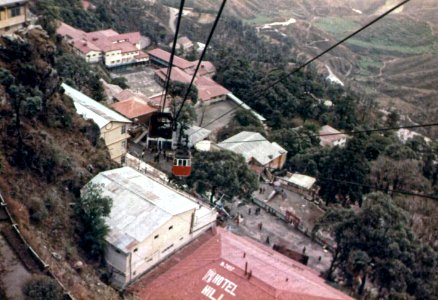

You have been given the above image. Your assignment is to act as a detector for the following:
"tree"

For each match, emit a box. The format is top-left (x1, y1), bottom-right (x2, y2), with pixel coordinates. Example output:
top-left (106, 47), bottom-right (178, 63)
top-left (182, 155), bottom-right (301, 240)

top-left (314, 193), bottom-right (438, 298)
top-left (184, 151), bottom-right (258, 202)
top-left (318, 137), bottom-right (370, 206)
top-left (168, 81), bottom-right (198, 104)
top-left (22, 275), bottom-right (63, 300)
top-left (75, 183), bottom-right (112, 259)
top-left (270, 127), bottom-right (319, 158)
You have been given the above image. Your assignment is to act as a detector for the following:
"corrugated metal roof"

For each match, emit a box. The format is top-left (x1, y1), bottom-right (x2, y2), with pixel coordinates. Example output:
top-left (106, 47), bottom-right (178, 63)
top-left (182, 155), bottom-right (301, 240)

top-left (88, 167), bottom-right (199, 252)
top-left (62, 83), bottom-right (131, 128)
top-left (128, 227), bottom-right (353, 300)
top-left (186, 126), bottom-right (211, 146)
top-left (218, 131), bottom-right (287, 166)
top-left (0, 0), bottom-right (27, 6)
top-left (287, 173), bottom-right (316, 190)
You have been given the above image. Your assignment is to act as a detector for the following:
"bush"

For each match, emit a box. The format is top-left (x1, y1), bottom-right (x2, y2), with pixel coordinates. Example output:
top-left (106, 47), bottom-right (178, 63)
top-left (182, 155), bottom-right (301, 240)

top-left (111, 77), bottom-right (129, 89)
top-left (75, 183), bottom-right (112, 259)
top-left (22, 275), bottom-right (63, 300)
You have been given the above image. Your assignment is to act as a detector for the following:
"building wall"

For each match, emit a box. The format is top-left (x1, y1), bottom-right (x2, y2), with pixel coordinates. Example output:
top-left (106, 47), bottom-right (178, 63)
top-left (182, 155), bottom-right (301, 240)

top-left (100, 122), bottom-right (130, 163)
top-left (106, 207), bottom-right (217, 289)
top-left (85, 50), bottom-right (102, 63)
top-left (267, 153), bottom-right (287, 170)
top-left (0, 2), bottom-right (27, 34)
top-left (105, 49), bottom-right (140, 67)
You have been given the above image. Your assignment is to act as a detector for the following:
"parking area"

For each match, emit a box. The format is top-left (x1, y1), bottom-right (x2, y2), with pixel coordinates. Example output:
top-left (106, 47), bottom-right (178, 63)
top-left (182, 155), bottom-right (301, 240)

top-left (110, 66), bottom-right (163, 97)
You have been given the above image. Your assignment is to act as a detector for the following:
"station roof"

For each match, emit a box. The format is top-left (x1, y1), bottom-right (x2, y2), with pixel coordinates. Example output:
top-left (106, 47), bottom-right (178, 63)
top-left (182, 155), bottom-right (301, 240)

top-left (88, 167), bottom-right (200, 253)
top-left (128, 227), bottom-right (353, 300)
top-left (218, 131), bottom-right (287, 166)
top-left (62, 83), bottom-right (131, 128)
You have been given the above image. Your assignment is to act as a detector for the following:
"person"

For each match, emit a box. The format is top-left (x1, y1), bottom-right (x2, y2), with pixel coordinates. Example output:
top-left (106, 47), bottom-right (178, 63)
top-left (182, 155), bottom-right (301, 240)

top-left (141, 151), bottom-right (145, 159)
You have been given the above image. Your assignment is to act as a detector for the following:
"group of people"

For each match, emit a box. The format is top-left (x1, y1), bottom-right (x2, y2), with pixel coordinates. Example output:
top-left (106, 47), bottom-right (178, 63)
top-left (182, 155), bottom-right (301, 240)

top-left (140, 146), bottom-right (172, 163)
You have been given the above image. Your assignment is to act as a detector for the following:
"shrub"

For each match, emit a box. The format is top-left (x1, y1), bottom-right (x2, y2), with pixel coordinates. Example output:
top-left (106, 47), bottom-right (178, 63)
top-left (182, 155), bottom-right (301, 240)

top-left (22, 275), bottom-right (63, 300)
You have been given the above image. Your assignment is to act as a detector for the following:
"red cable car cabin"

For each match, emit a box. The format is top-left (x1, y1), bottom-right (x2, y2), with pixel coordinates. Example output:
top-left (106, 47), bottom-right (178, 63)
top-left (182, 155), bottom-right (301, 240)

top-left (172, 148), bottom-right (192, 177)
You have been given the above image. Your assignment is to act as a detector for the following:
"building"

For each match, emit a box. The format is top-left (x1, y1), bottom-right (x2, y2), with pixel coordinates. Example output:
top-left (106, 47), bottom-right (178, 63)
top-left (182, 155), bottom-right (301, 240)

top-left (0, 0), bottom-right (28, 34)
top-left (281, 173), bottom-right (318, 200)
top-left (127, 227), bottom-right (353, 300)
top-left (319, 125), bottom-right (348, 147)
top-left (154, 66), bottom-right (229, 104)
top-left (169, 36), bottom-right (194, 51)
top-left (56, 22), bottom-right (149, 68)
top-left (218, 131), bottom-right (287, 172)
top-left (62, 83), bottom-right (131, 164)
top-left (111, 98), bottom-right (158, 124)
top-left (148, 48), bottom-right (194, 70)
top-left (86, 167), bottom-right (217, 289)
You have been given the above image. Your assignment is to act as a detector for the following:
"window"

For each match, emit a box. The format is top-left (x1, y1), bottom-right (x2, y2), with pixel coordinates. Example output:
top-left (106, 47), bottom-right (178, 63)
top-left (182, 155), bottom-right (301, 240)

top-left (9, 6), bottom-right (21, 17)
top-left (121, 140), bottom-right (127, 150)
top-left (115, 249), bottom-right (121, 254)
top-left (121, 155), bottom-right (126, 165)
top-left (168, 225), bottom-right (173, 230)
top-left (133, 248), bottom-right (138, 252)
top-left (154, 235), bottom-right (159, 239)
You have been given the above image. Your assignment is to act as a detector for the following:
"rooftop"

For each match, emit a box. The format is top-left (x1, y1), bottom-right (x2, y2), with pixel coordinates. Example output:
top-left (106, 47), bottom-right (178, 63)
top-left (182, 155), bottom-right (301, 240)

top-left (56, 22), bottom-right (141, 54)
top-left (218, 131), bottom-right (287, 166)
top-left (286, 173), bottom-right (316, 190)
top-left (111, 98), bottom-right (157, 119)
top-left (319, 125), bottom-right (348, 146)
top-left (155, 67), bottom-right (192, 84)
top-left (88, 167), bottom-right (202, 253)
top-left (195, 76), bottom-right (230, 102)
top-left (0, 0), bottom-right (27, 6)
top-left (62, 83), bottom-right (131, 128)
top-left (128, 227), bottom-right (353, 300)
top-left (147, 48), bottom-right (194, 70)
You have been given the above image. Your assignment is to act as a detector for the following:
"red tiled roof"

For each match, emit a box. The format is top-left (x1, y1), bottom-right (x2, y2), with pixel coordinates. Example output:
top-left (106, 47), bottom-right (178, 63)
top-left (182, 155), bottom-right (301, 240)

top-left (148, 48), bottom-right (193, 70)
top-left (109, 32), bottom-right (141, 45)
top-left (319, 125), bottom-right (348, 146)
top-left (135, 51), bottom-right (149, 59)
top-left (195, 76), bottom-right (229, 102)
top-left (155, 67), bottom-right (192, 84)
top-left (57, 22), bottom-right (141, 54)
top-left (111, 98), bottom-right (157, 119)
top-left (128, 227), bottom-right (352, 300)
top-left (185, 61), bottom-right (216, 77)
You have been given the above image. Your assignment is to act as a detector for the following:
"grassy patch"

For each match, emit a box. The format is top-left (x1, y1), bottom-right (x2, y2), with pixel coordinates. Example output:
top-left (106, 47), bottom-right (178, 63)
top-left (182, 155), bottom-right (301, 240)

top-left (314, 17), bottom-right (359, 37)
top-left (347, 39), bottom-right (434, 55)
top-left (242, 14), bottom-right (276, 25)
top-left (356, 57), bottom-right (383, 76)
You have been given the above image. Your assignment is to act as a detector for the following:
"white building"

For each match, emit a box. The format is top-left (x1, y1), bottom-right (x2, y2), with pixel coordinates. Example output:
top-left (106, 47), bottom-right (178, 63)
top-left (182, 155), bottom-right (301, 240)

top-left (87, 167), bottom-right (217, 289)
top-left (218, 131), bottom-right (287, 173)
top-left (56, 22), bottom-right (149, 68)
top-left (62, 83), bottom-right (131, 164)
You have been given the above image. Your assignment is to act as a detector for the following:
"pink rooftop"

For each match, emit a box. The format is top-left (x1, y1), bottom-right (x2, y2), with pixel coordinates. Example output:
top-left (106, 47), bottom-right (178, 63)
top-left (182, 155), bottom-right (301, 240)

top-left (128, 227), bottom-right (353, 300)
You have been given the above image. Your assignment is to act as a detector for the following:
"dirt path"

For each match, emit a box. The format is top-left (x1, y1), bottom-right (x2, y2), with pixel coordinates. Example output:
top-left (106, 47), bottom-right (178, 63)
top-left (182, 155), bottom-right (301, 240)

top-left (168, 7), bottom-right (178, 34)
top-left (0, 230), bottom-right (32, 300)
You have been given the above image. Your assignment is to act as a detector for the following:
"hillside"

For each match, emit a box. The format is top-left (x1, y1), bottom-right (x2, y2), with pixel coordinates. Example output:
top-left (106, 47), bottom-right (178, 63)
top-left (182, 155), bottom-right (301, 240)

top-left (173, 0), bottom-right (438, 137)
top-left (0, 27), bottom-right (119, 299)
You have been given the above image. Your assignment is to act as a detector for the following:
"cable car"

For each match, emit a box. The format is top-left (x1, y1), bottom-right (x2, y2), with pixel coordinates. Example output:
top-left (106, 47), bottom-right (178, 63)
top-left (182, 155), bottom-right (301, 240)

top-left (172, 147), bottom-right (192, 177)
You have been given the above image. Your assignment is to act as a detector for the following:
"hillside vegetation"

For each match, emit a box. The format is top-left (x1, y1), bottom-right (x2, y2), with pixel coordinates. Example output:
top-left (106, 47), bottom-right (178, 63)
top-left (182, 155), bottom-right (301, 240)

top-left (0, 28), bottom-right (118, 299)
